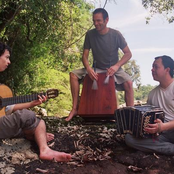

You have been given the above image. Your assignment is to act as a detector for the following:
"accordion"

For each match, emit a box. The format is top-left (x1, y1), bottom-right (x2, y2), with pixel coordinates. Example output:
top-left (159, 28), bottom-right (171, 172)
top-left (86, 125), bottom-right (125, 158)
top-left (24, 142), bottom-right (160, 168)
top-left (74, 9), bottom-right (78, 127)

top-left (114, 105), bottom-right (165, 138)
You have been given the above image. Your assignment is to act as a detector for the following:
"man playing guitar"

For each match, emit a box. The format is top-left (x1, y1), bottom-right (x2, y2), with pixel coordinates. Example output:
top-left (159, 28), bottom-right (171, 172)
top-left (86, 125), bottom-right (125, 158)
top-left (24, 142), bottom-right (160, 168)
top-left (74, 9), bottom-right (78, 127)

top-left (0, 42), bottom-right (71, 162)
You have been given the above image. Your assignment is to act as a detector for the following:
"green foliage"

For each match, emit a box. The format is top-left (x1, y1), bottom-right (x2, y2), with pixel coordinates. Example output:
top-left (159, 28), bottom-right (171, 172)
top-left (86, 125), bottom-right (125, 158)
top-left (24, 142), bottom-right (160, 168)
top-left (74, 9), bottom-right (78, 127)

top-left (122, 59), bottom-right (141, 87)
top-left (118, 50), bottom-right (141, 87)
top-left (12, 53), bottom-right (73, 116)
top-left (0, 0), bottom-right (93, 70)
top-left (0, 0), bottom-right (94, 116)
top-left (142, 0), bottom-right (174, 23)
top-left (37, 70), bottom-right (72, 116)
top-left (0, 0), bottom-right (93, 82)
top-left (134, 84), bottom-right (156, 102)
top-left (0, 0), bottom-right (153, 116)
top-left (20, 63), bottom-right (72, 116)
top-left (117, 91), bottom-right (124, 105)
top-left (117, 84), bottom-right (156, 106)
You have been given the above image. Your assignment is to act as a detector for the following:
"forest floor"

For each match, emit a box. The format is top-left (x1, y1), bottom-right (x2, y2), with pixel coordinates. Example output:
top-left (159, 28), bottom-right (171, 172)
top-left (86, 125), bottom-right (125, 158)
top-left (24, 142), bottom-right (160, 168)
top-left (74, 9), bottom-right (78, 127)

top-left (1, 116), bottom-right (174, 174)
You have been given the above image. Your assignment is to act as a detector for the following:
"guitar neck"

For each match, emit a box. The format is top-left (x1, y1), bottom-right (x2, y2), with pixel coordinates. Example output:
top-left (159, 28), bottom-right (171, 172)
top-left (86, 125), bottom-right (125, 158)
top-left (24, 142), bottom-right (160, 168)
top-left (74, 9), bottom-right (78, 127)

top-left (1, 92), bottom-right (46, 107)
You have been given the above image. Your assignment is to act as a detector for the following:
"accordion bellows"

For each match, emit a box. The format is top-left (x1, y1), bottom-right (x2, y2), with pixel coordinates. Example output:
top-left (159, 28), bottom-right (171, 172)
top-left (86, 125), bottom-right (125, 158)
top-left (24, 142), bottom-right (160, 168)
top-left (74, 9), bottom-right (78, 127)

top-left (114, 105), bottom-right (165, 138)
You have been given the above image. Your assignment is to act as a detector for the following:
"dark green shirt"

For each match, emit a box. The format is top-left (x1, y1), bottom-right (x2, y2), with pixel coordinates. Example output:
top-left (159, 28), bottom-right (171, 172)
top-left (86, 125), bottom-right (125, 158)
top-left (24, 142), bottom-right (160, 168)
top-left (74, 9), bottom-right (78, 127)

top-left (84, 28), bottom-right (127, 69)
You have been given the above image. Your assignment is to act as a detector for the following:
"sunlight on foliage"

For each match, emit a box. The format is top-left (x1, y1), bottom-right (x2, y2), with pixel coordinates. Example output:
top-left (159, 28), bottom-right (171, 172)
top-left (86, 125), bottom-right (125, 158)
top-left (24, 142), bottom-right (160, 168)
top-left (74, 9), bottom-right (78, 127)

top-left (0, 0), bottom-right (156, 116)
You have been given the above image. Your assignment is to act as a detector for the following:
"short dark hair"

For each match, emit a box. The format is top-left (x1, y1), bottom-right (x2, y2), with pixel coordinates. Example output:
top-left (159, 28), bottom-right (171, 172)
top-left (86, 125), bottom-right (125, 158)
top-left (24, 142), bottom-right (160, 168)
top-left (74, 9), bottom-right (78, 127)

top-left (155, 55), bottom-right (174, 78)
top-left (0, 42), bottom-right (11, 57)
top-left (93, 8), bottom-right (108, 20)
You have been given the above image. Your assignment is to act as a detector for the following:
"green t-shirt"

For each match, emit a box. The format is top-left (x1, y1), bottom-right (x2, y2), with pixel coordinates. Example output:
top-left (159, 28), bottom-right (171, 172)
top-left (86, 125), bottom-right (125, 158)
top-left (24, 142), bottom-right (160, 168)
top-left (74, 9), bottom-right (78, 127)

top-left (84, 28), bottom-right (127, 69)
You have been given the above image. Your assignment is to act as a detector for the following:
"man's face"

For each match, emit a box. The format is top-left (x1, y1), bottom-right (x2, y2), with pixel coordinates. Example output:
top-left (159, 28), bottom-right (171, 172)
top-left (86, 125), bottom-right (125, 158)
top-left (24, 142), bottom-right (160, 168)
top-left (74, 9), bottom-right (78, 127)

top-left (0, 49), bottom-right (11, 72)
top-left (151, 58), bottom-right (168, 82)
top-left (93, 13), bottom-right (108, 32)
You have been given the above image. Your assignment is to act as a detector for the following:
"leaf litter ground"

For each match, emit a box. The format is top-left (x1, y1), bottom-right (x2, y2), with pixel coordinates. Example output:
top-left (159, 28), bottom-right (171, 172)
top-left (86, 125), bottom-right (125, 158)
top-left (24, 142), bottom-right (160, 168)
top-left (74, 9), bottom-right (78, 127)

top-left (1, 116), bottom-right (174, 174)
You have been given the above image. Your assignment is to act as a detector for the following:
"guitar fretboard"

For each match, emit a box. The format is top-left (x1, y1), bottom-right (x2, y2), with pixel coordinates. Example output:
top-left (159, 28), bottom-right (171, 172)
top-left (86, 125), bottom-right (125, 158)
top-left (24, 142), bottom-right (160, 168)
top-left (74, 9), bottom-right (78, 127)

top-left (1, 92), bottom-right (46, 107)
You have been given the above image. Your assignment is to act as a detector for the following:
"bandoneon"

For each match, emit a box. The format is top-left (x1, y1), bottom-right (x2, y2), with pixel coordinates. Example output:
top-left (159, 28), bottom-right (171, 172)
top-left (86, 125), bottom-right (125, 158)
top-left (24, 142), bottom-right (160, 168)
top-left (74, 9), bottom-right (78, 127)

top-left (114, 105), bottom-right (165, 138)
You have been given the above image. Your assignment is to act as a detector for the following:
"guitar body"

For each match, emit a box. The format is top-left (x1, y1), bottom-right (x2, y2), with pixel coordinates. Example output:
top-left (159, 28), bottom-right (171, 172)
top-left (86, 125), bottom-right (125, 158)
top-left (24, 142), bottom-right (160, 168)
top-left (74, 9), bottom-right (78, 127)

top-left (0, 84), bottom-right (13, 117)
top-left (0, 85), bottom-right (58, 117)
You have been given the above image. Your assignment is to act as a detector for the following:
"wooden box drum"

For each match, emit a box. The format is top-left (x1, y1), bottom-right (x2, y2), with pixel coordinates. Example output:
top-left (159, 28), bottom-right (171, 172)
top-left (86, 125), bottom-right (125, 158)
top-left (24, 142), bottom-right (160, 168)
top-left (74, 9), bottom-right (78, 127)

top-left (78, 73), bottom-right (117, 119)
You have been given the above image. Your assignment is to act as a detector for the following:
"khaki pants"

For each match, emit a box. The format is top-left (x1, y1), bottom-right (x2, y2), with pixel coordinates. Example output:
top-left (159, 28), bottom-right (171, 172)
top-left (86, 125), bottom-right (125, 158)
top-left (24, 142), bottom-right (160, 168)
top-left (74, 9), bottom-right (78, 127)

top-left (71, 67), bottom-right (132, 91)
top-left (0, 109), bottom-right (40, 139)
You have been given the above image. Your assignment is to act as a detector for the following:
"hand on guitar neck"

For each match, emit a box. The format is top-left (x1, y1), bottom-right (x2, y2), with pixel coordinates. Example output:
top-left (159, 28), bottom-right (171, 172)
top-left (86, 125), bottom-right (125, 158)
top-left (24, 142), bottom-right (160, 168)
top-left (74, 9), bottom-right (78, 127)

top-left (0, 84), bottom-right (59, 117)
top-left (12, 94), bottom-right (47, 112)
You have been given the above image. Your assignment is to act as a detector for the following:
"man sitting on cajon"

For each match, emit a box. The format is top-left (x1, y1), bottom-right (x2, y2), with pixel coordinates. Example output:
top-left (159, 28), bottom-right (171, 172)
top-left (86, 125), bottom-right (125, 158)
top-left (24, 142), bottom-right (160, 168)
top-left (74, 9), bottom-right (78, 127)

top-left (66, 8), bottom-right (133, 121)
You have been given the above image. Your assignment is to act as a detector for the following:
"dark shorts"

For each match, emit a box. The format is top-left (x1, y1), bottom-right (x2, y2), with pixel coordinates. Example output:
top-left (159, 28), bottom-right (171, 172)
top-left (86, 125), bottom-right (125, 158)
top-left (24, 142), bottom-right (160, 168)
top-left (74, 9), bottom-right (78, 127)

top-left (0, 109), bottom-right (40, 139)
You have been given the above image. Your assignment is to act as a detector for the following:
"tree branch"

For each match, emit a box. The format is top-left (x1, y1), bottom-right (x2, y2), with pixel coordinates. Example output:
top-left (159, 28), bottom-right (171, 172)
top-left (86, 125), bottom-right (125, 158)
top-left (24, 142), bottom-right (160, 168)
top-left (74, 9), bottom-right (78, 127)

top-left (0, 2), bottom-right (22, 33)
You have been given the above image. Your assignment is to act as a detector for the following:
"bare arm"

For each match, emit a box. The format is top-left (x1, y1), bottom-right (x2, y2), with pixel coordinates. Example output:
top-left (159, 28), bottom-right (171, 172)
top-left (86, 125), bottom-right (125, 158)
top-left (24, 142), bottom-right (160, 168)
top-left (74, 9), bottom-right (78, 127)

top-left (161, 120), bottom-right (174, 131)
top-left (12, 95), bottom-right (47, 112)
top-left (107, 45), bottom-right (132, 76)
top-left (82, 49), bottom-right (98, 80)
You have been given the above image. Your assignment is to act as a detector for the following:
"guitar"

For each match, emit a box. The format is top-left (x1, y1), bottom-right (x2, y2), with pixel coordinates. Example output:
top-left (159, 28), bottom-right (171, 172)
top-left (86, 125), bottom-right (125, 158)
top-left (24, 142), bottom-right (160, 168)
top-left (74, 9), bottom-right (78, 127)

top-left (0, 84), bottom-right (59, 117)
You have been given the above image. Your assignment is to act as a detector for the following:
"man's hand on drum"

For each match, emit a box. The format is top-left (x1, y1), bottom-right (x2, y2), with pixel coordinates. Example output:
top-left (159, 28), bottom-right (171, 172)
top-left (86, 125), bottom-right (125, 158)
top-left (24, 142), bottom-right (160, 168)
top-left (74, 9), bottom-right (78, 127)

top-left (87, 67), bottom-right (98, 81)
top-left (106, 64), bottom-right (119, 76)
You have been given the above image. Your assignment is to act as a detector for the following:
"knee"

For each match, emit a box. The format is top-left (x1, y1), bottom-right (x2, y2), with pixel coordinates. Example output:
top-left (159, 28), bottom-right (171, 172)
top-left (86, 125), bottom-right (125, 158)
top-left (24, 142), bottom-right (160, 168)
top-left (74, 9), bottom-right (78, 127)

top-left (38, 119), bottom-right (45, 127)
top-left (70, 72), bottom-right (78, 80)
top-left (123, 80), bottom-right (133, 91)
top-left (125, 134), bottom-right (134, 147)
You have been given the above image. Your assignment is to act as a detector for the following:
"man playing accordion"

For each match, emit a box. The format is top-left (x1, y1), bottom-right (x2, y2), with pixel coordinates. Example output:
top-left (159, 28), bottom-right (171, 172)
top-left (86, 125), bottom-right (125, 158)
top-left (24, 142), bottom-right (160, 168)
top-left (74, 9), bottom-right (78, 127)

top-left (125, 55), bottom-right (174, 155)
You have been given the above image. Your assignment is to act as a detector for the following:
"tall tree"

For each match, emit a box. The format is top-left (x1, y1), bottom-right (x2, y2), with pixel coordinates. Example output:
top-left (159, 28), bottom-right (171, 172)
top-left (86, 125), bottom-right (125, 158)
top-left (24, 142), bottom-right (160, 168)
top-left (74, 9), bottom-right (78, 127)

top-left (0, 0), bottom-right (93, 91)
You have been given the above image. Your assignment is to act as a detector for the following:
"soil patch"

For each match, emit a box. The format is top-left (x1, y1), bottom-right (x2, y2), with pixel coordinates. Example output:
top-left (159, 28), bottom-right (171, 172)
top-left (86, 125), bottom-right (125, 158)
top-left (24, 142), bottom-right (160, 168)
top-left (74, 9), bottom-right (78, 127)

top-left (1, 116), bottom-right (174, 174)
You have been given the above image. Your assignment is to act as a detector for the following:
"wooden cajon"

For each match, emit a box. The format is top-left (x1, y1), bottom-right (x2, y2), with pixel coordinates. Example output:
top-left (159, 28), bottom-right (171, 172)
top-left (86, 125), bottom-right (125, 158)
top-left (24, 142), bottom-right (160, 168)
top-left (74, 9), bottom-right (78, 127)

top-left (78, 73), bottom-right (117, 119)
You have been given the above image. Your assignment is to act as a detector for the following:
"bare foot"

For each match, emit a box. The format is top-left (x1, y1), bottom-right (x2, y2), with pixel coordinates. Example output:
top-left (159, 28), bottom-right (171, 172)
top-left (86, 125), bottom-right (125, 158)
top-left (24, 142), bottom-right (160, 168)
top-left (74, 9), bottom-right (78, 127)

top-left (40, 147), bottom-right (72, 162)
top-left (46, 133), bottom-right (54, 142)
top-left (65, 109), bottom-right (78, 121)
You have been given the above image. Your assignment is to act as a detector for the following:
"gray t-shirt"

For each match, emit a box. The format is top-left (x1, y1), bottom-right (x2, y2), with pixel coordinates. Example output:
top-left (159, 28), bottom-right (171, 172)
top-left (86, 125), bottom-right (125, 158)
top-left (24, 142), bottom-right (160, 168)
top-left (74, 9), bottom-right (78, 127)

top-left (84, 28), bottom-right (127, 69)
top-left (147, 80), bottom-right (174, 122)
